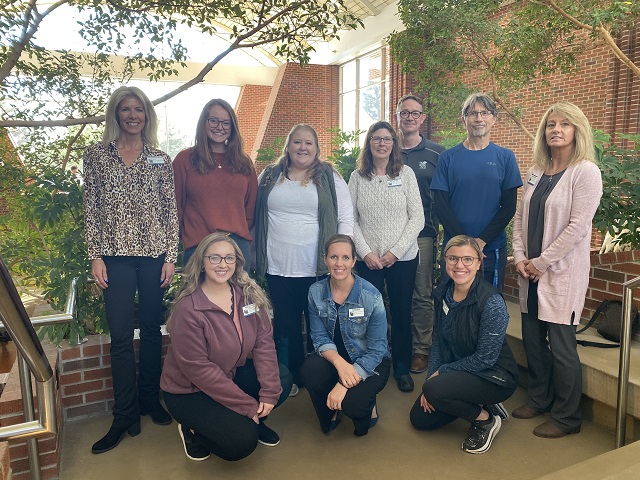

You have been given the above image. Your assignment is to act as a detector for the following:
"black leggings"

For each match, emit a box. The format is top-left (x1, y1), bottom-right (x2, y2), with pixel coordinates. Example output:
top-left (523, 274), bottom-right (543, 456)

top-left (163, 361), bottom-right (292, 461)
top-left (301, 354), bottom-right (390, 436)
top-left (409, 371), bottom-right (515, 430)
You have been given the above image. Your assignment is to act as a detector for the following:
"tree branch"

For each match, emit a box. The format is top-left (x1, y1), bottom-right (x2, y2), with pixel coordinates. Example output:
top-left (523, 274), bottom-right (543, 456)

top-left (540, 0), bottom-right (640, 79)
top-left (0, 0), bottom-right (69, 83)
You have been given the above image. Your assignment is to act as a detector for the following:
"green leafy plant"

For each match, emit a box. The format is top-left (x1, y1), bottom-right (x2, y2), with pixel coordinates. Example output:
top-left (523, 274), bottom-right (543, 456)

top-left (326, 128), bottom-right (363, 180)
top-left (0, 148), bottom-right (105, 344)
top-left (255, 137), bottom-right (285, 167)
top-left (593, 130), bottom-right (640, 250)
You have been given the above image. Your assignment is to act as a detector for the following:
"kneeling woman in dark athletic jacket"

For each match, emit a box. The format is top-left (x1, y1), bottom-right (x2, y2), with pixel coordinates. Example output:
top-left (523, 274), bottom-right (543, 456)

top-left (409, 235), bottom-right (518, 454)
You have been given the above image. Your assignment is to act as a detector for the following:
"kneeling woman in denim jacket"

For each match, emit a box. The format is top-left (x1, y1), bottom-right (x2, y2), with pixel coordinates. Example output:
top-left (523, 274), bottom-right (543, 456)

top-left (301, 234), bottom-right (390, 436)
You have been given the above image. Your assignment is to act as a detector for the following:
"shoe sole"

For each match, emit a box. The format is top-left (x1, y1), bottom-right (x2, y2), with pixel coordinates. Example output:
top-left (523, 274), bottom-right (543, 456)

top-left (462, 416), bottom-right (502, 454)
top-left (289, 385), bottom-right (300, 397)
top-left (177, 424), bottom-right (210, 461)
top-left (410, 367), bottom-right (428, 373)
top-left (487, 403), bottom-right (509, 420)
top-left (258, 438), bottom-right (281, 447)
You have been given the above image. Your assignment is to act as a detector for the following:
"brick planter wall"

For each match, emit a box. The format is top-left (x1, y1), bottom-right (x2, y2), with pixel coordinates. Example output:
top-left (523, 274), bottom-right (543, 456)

top-left (59, 333), bottom-right (171, 422)
top-left (504, 249), bottom-right (640, 325)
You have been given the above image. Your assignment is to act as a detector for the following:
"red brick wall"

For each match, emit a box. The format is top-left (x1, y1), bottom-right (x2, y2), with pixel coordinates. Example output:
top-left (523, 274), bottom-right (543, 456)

top-left (0, 128), bottom-right (20, 217)
top-left (58, 334), bottom-right (171, 421)
top-left (235, 84), bottom-right (272, 157)
top-left (503, 250), bottom-right (640, 324)
top-left (388, 22), bottom-right (639, 252)
top-left (250, 63), bottom-right (340, 171)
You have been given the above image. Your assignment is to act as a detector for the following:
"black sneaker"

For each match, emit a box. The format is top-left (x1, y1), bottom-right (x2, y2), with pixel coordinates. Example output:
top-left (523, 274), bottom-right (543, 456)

top-left (462, 413), bottom-right (501, 454)
top-left (485, 403), bottom-right (509, 420)
top-left (258, 422), bottom-right (280, 447)
top-left (178, 424), bottom-right (210, 461)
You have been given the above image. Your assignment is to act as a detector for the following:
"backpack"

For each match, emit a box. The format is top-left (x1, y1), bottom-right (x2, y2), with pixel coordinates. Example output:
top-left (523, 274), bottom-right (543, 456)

top-left (576, 299), bottom-right (640, 348)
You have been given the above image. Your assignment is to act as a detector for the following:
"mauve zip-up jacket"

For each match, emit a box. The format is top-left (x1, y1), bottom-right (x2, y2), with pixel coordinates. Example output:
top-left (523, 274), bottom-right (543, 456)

top-left (160, 284), bottom-right (282, 419)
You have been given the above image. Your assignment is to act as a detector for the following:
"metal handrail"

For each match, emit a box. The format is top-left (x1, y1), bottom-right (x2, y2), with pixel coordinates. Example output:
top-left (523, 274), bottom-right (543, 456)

top-left (0, 256), bottom-right (77, 480)
top-left (615, 275), bottom-right (640, 448)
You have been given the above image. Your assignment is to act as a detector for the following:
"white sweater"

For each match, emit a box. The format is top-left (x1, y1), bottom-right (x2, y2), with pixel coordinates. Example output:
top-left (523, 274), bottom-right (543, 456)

top-left (348, 165), bottom-right (424, 262)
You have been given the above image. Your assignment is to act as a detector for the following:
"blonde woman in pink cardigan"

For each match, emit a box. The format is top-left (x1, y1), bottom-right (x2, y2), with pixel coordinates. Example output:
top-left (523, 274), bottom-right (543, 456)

top-left (511, 102), bottom-right (602, 438)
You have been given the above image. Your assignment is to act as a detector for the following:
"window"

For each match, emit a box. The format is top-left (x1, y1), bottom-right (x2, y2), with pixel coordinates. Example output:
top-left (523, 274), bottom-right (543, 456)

top-left (339, 47), bottom-right (389, 142)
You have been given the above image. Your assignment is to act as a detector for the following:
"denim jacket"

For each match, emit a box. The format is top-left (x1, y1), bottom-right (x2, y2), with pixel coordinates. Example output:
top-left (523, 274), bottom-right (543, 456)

top-left (307, 275), bottom-right (390, 380)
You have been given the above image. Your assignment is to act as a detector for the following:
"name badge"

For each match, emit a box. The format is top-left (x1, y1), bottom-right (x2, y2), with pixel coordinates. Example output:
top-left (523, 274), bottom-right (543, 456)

top-left (147, 155), bottom-right (165, 165)
top-left (387, 178), bottom-right (402, 187)
top-left (349, 307), bottom-right (365, 318)
top-left (442, 303), bottom-right (449, 315)
top-left (243, 304), bottom-right (257, 316)
top-left (527, 173), bottom-right (538, 185)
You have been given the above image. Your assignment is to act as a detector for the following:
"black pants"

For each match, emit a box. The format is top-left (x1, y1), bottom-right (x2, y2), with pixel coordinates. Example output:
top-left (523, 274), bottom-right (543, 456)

top-left (102, 255), bottom-right (166, 427)
top-left (266, 274), bottom-right (316, 385)
top-left (163, 361), bottom-right (292, 461)
top-left (301, 354), bottom-right (390, 436)
top-left (409, 371), bottom-right (516, 430)
top-left (356, 256), bottom-right (418, 377)
top-left (521, 281), bottom-right (582, 432)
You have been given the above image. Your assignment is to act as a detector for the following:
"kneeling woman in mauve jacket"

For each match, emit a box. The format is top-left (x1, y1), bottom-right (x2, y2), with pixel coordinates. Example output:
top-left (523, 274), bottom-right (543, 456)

top-left (161, 233), bottom-right (292, 462)
top-left (409, 235), bottom-right (518, 454)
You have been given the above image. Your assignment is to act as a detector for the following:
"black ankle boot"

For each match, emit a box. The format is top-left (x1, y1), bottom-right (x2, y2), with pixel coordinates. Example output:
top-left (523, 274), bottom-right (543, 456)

top-left (91, 421), bottom-right (141, 454)
top-left (140, 401), bottom-right (172, 425)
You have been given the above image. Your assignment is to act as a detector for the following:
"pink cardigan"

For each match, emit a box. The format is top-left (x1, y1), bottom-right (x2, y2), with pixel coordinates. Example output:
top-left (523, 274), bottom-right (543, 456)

top-left (512, 161), bottom-right (602, 325)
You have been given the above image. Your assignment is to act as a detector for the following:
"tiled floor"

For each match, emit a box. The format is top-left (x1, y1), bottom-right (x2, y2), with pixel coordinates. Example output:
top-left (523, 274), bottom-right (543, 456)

top-left (60, 382), bottom-right (615, 480)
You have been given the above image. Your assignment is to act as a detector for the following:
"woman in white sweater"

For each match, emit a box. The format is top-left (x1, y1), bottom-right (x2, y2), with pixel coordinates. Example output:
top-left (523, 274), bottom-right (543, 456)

top-left (348, 121), bottom-right (424, 392)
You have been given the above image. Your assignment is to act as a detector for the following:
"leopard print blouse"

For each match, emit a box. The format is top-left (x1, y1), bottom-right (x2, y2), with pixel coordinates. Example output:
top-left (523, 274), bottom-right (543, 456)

top-left (83, 142), bottom-right (179, 263)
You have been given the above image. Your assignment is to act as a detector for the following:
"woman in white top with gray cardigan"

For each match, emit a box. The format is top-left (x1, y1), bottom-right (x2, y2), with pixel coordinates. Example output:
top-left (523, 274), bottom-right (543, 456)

top-left (255, 124), bottom-right (353, 394)
top-left (348, 121), bottom-right (424, 393)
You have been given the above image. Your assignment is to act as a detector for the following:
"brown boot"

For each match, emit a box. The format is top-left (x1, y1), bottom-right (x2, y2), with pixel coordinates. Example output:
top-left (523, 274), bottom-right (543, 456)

top-left (410, 353), bottom-right (429, 373)
top-left (533, 420), bottom-right (580, 438)
top-left (511, 404), bottom-right (544, 419)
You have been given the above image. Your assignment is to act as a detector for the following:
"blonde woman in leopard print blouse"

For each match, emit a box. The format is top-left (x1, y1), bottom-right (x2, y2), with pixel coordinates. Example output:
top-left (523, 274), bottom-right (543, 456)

top-left (84, 86), bottom-right (179, 454)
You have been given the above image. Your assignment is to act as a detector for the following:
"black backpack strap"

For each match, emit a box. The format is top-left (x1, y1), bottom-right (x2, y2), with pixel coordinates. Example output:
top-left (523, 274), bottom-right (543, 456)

top-left (576, 299), bottom-right (612, 334)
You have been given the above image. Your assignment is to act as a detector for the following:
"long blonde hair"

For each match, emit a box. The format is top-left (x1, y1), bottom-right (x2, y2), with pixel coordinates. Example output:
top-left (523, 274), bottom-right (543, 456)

top-left (532, 102), bottom-right (595, 169)
top-left (103, 86), bottom-right (158, 147)
top-left (167, 233), bottom-right (271, 331)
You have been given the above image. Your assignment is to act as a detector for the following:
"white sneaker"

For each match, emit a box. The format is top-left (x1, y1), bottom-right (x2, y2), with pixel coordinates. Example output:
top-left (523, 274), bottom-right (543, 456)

top-left (289, 384), bottom-right (299, 397)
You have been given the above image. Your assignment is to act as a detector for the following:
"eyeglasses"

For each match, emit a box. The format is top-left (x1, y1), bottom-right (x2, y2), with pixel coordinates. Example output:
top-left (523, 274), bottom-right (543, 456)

top-left (207, 118), bottom-right (231, 129)
top-left (464, 110), bottom-right (494, 118)
top-left (445, 255), bottom-right (479, 266)
top-left (371, 136), bottom-right (393, 144)
top-left (398, 110), bottom-right (424, 119)
top-left (205, 254), bottom-right (237, 265)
